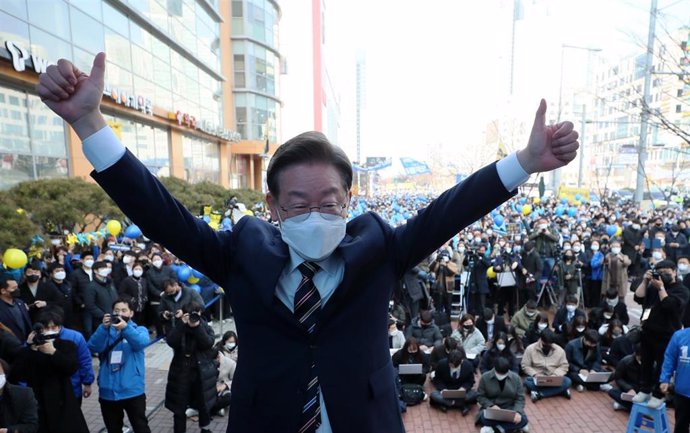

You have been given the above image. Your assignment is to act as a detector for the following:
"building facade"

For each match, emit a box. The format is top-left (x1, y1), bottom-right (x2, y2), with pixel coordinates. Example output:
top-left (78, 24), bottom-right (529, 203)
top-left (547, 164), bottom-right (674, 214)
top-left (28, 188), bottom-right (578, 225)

top-left (0, 0), bottom-right (278, 191)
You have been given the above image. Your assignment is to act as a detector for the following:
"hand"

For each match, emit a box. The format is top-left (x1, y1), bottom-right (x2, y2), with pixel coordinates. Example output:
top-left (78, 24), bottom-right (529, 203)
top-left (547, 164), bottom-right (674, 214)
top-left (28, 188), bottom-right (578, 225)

top-left (635, 245), bottom-right (640, 251)
top-left (649, 278), bottom-right (663, 290)
top-left (579, 369), bottom-right (588, 376)
top-left (626, 389), bottom-right (637, 396)
top-left (419, 345), bottom-right (429, 352)
top-left (34, 300), bottom-right (47, 308)
top-left (643, 270), bottom-right (653, 281)
top-left (162, 311), bottom-right (172, 320)
top-left (517, 99), bottom-right (579, 174)
top-left (26, 331), bottom-right (36, 346)
top-left (37, 54), bottom-right (107, 139)
top-left (216, 383), bottom-right (228, 394)
top-left (490, 405), bottom-right (501, 410)
top-left (181, 313), bottom-right (189, 325)
top-left (174, 309), bottom-right (184, 319)
top-left (113, 317), bottom-right (127, 331)
top-left (103, 314), bottom-right (111, 328)
top-left (660, 383), bottom-right (669, 394)
top-left (37, 340), bottom-right (57, 355)
top-left (83, 384), bottom-right (92, 398)
top-left (513, 413), bottom-right (522, 424)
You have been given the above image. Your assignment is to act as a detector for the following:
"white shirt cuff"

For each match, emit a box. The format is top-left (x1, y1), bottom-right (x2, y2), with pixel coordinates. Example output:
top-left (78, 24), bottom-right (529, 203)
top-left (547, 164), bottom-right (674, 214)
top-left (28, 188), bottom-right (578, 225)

top-left (81, 126), bottom-right (126, 172)
top-left (496, 152), bottom-right (530, 191)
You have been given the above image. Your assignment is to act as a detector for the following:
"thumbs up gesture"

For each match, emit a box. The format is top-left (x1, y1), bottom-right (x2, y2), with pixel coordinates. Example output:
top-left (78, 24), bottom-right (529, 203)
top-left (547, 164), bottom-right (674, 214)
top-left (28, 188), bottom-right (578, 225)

top-left (516, 99), bottom-right (580, 174)
top-left (37, 52), bottom-right (107, 139)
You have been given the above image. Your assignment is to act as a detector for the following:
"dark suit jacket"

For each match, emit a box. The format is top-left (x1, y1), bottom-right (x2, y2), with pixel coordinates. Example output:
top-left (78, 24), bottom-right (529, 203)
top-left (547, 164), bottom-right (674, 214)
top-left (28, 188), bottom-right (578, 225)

top-left (476, 316), bottom-right (508, 342)
top-left (0, 298), bottom-right (32, 341)
top-left (552, 307), bottom-right (586, 334)
top-left (91, 149), bottom-right (515, 433)
top-left (82, 278), bottom-right (118, 321)
top-left (432, 358), bottom-right (474, 391)
top-left (0, 383), bottom-right (39, 433)
top-left (19, 281), bottom-right (64, 323)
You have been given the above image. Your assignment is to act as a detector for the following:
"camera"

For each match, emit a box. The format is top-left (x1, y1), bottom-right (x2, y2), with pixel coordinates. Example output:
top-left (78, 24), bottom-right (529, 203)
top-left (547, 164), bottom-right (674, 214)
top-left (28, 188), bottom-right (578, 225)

top-left (437, 250), bottom-right (451, 262)
top-left (189, 311), bottom-right (202, 324)
top-left (111, 314), bottom-right (122, 325)
top-left (32, 324), bottom-right (57, 345)
top-left (652, 268), bottom-right (660, 280)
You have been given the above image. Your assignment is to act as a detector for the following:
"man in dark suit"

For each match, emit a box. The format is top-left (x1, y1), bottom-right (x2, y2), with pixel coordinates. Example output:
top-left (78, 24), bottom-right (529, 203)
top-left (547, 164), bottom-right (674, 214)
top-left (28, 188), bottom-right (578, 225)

top-left (38, 53), bottom-right (579, 433)
top-left (0, 276), bottom-right (32, 342)
top-left (476, 307), bottom-right (508, 345)
top-left (19, 263), bottom-right (64, 323)
top-left (82, 261), bottom-right (118, 334)
top-left (429, 349), bottom-right (477, 415)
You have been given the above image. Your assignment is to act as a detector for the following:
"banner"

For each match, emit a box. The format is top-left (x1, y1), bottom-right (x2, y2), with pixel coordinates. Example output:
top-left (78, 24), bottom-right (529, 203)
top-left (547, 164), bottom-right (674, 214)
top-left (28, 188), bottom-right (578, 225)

top-left (400, 157), bottom-right (431, 176)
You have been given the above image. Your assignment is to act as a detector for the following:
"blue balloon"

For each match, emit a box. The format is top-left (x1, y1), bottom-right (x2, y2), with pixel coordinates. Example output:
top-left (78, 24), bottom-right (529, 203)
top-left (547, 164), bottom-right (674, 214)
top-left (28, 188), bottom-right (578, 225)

top-left (176, 265), bottom-right (191, 282)
top-left (124, 224), bottom-right (142, 238)
top-left (560, 197), bottom-right (568, 204)
top-left (494, 215), bottom-right (505, 226)
top-left (606, 225), bottom-right (618, 236)
top-left (555, 206), bottom-right (565, 216)
top-left (189, 284), bottom-right (201, 293)
top-left (222, 217), bottom-right (231, 227)
top-left (575, 194), bottom-right (582, 201)
top-left (192, 269), bottom-right (203, 279)
top-left (519, 197), bottom-right (526, 205)
top-left (568, 207), bottom-right (577, 217)
top-left (203, 215), bottom-right (211, 223)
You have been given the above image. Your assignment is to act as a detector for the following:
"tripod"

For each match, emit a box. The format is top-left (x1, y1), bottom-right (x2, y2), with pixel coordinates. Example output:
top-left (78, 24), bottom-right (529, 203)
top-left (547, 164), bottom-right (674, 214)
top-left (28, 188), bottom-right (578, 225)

top-left (452, 257), bottom-right (476, 319)
top-left (536, 256), bottom-right (560, 308)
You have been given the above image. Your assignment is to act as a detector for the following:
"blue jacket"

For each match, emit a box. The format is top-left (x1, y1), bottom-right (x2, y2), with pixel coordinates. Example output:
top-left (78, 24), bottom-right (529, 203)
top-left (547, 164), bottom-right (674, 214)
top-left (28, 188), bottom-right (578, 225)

top-left (87, 320), bottom-right (149, 401)
top-left (590, 252), bottom-right (604, 281)
top-left (91, 149), bottom-right (515, 433)
top-left (59, 327), bottom-right (95, 398)
top-left (660, 328), bottom-right (690, 398)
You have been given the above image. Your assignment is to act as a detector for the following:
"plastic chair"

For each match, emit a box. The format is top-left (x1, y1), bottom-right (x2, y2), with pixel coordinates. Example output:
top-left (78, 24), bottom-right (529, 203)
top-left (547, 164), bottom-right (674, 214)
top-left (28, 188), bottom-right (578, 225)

top-left (626, 402), bottom-right (670, 433)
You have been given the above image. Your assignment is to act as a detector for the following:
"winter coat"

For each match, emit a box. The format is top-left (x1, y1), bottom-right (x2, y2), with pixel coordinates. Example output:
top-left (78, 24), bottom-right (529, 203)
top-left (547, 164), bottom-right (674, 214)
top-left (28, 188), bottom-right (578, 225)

top-left (565, 337), bottom-right (602, 374)
top-left (389, 329), bottom-right (405, 350)
top-left (19, 281), bottom-right (64, 323)
top-left (0, 383), bottom-right (39, 433)
top-left (429, 258), bottom-right (458, 293)
top-left (476, 370), bottom-right (525, 422)
top-left (510, 305), bottom-right (537, 338)
top-left (521, 340), bottom-right (569, 377)
top-left (590, 252), bottom-right (604, 281)
top-left (118, 275), bottom-right (149, 313)
top-left (59, 327), bottom-right (95, 399)
top-left (83, 277), bottom-right (118, 321)
top-left (405, 320), bottom-right (443, 348)
top-left (88, 320), bottom-right (150, 401)
top-left (602, 253), bottom-right (632, 297)
top-left (165, 320), bottom-right (218, 414)
top-left (614, 354), bottom-right (642, 392)
top-left (479, 346), bottom-right (518, 374)
top-left (145, 265), bottom-right (176, 303)
top-left (158, 287), bottom-right (205, 332)
top-left (9, 338), bottom-right (88, 433)
top-left (450, 327), bottom-right (486, 357)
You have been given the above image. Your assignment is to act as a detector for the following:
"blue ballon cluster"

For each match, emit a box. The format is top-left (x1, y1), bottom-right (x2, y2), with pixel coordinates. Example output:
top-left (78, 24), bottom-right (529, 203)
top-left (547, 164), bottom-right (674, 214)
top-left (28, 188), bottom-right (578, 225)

top-left (176, 265), bottom-right (191, 282)
top-left (124, 224), bottom-right (142, 239)
top-left (493, 215), bottom-right (505, 226)
top-left (606, 225), bottom-right (618, 236)
top-left (567, 207), bottom-right (577, 217)
top-left (555, 206), bottom-right (565, 216)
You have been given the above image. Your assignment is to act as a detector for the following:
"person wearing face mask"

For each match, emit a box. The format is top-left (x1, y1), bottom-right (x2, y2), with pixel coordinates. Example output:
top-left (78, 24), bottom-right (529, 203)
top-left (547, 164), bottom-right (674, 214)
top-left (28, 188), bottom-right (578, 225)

top-left (556, 250), bottom-right (579, 305)
top-left (216, 331), bottom-right (239, 363)
top-left (492, 243), bottom-right (521, 318)
top-left (480, 332), bottom-right (518, 374)
top-left (608, 344), bottom-right (643, 412)
top-left (450, 314), bottom-right (486, 366)
top-left (0, 277), bottom-right (32, 342)
top-left (587, 241), bottom-right (604, 309)
top-left (144, 252), bottom-right (175, 337)
top-left (430, 349), bottom-right (478, 415)
top-left (666, 224), bottom-right (689, 263)
top-left (19, 263), bottom-right (63, 324)
top-left (633, 260), bottom-right (690, 409)
top-left (158, 279), bottom-right (204, 336)
top-left (118, 262), bottom-right (149, 325)
top-left (678, 256), bottom-right (690, 289)
top-left (388, 319), bottom-right (406, 351)
top-left (622, 219), bottom-right (645, 273)
top-left (522, 329), bottom-right (571, 402)
top-left (510, 299), bottom-right (539, 339)
top-left (552, 295), bottom-right (585, 335)
top-left (111, 250), bottom-right (134, 289)
top-left (599, 318), bottom-right (626, 352)
top-left (562, 315), bottom-right (588, 347)
top-left (69, 251), bottom-right (96, 340)
top-left (476, 357), bottom-right (529, 433)
top-left (10, 310), bottom-right (89, 432)
top-left (392, 337), bottom-right (430, 387)
top-left (209, 333), bottom-right (237, 419)
top-left (0, 357), bottom-right (39, 432)
top-left (405, 310), bottom-right (443, 352)
top-left (565, 329), bottom-right (609, 393)
top-left (83, 261), bottom-right (119, 336)
top-left (524, 312), bottom-right (551, 347)
top-left (476, 308), bottom-right (508, 345)
top-left (88, 298), bottom-right (151, 433)
top-left (519, 241), bottom-right (543, 304)
top-left (43, 263), bottom-right (78, 329)
top-left (602, 240), bottom-right (631, 302)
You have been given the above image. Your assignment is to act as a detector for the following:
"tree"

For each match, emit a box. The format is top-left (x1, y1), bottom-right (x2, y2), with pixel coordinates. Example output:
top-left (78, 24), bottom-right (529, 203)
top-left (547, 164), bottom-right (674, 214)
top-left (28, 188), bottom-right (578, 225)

top-left (7, 178), bottom-right (124, 235)
top-left (158, 177), bottom-right (266, 216)
top-left (0, 191), bottom-right (41, 250)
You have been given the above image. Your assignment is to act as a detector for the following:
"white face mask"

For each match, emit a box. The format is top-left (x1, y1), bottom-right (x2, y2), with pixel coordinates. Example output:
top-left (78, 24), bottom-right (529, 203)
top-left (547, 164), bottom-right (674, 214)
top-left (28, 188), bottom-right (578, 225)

top-left (563, 246), bottom-right (572, 251)
top-left (104, 255), bottom-right (114, 262)
top-left (97, 269), bottom-right (111, 278)
top-left (679, 264), bottom-right (690, 274)
top-left (84, 259), bottom-right (94, 268)
top-left (632, 224), bottom-right (641, 230)
top-left (566, 304), bottom-right (577, 313)
top-left (573, 246), bottom-right (581, 253)
top-left (611, 247), bottom-right (621, 255)
top-left (653, 251), bottom-right (663, 260)
top-left (458, 247), bottom-right (466, 254)
top-left (505, 247), bottom-right (513, 253)
top-left (280, 212), bottom-right (346, 261)
top-left (496, 343), bottom-right (506, 351)
top-left (133, 269), bottom-right (144, 278)
top-left (225, 342), bottom-right (237, 351)
top-left (0, 374), bottom-right (6, 389)
top-left (495, 372), bottom-right (509, 381)
top-left (603, 313), bottom-right (613, 320)
top-left (607, 299), bottom-right (618, 307)
top-left (576, 327), bottom-right (586, 333)
top-left (54, 271), bottom-right (66, 280)
top-left (152, 260), bottom-right (163, 268)
top-left (591, 245), bottom-right (600, 251)
top-left (123, 256), bottom-right (133, 265)
top-left (538, 322), bottom-right (548, 331)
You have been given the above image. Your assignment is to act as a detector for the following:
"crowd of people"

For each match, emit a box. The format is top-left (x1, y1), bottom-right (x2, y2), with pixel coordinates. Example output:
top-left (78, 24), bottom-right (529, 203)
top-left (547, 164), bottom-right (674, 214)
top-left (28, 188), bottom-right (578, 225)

top-left (0, 190), bottom-right (689, 432)
top-left (385, 192), bottom-right (690, 433)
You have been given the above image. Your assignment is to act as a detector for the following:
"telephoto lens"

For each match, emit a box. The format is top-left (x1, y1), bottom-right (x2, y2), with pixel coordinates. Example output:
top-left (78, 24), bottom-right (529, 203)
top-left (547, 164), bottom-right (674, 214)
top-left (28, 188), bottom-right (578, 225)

top-left (189, 311), bottom-right (201, 323)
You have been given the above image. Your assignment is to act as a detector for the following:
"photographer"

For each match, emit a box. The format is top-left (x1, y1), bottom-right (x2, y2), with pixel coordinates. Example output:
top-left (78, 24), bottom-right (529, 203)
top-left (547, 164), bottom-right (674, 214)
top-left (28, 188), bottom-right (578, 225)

top-left (10, 315), bottom-right (88, 432)
top-left (492, 243), bottom-right (521, 318)
top-left (165, 301), bottom-right (217, 433)
top-left (429, 246), bottom-right (459, 319)
top-left (158, 279), bottom-right (204, 335)
top-left (464, 243), bottom-right (491, 315)
top-left (632, 260), bottom-right (690, 409)
top-left (88, 297), bottom-right (151, 433)
top-left (519, 241), bottom-right (542, 305)
top-left (528, 217), bottom-right (559, 279)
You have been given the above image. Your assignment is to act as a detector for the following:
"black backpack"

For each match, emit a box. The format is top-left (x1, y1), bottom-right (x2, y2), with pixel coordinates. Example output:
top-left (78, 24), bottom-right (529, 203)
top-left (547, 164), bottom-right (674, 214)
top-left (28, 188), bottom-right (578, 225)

top-left (400, 383), bottom-right (425, 406)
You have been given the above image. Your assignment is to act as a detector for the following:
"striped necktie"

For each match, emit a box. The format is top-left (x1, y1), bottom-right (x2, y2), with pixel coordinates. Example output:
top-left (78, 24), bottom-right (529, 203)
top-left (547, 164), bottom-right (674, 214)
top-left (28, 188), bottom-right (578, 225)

top-left (295, 261), bottom-right (321, 433)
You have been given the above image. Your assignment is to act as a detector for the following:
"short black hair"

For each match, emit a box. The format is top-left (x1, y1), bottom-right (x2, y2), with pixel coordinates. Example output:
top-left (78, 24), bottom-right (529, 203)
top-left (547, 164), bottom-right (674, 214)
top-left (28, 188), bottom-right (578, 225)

top-left (266, 131), bottom-right (353, 197)
top-left (494, 356), bottom-right (510, 375)
top-left (92, 261), bottom-right (108, 271)
top-left (540, 328), bottom-right (556, 345)
top-left (448, 349), bottom-right (464, 367)
top-left (113, 297), bottom-right (134, 310)
top-left (47, 262), bottom-right (65, 273)
top-left (24, 262), bottom-right (42, 273)
top-left (525, 299), bottom-right (537, 310)
top-left (162, 278), bottom-right (179, 289)
top-left (584, 329), bottom-right (600, 344)
top-left (183, 301), bottom-right (205, 314)
top-left (36, 309), bottom-right (64, 327)
top-left (0, 276), bottom-right (16, 292)
top-left (565, 294), bottom-right (578, 305)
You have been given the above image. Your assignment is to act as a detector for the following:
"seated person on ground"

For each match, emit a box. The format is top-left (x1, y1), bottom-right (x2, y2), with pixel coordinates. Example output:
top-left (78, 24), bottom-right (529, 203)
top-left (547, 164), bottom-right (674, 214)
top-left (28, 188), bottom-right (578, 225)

top-left (392, 337), bottom-right (430, 386)
top-left (552, 295), bottom-right (586, 334)
top-left (476, 308), bottom-right (507, 344)
top-left (566, 329), bottom-right (611, 392)
top-left (476, 357), bottom-right (529, 433)
top-left (451, 313), bottom-right (486, 366)
top-left (608, 344), bottom-right (642, 412)
top-left (523, 312), bottom-right (550, 347)
top-left (558, 315), bottom-right (587, 348)
top-left (389, 319), bottom-right (406, 350)
top-left (510, 300), bottom-right (539, 340)
top-left (480, 332), bottom-right (519, 374)
top-left (521, 329), bottom-right (572, 402)
top-left (430, 348), bottom-right (478, 416)
top-left (429, 336), bottom-right (458, 371)
top-left (405, 310), bottom-right (443, 352)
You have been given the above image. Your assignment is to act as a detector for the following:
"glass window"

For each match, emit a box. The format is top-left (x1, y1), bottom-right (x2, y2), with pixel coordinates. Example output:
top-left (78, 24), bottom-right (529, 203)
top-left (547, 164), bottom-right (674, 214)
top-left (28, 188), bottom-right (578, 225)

top-left (28, 95), bottom-right (66, 157)
top-left (27, 0), bottom-right (70, 40)
top-left (154, 85), bottom-right (173, 112)
top-left (151, 36), bottom-right (170, 62)
top-left (183, 135), bottom-right (219, 183)
top-left (148, 0), bottom-right (169, 33)
top-left (128, 0), bottom-right (150, 15)
top-left (232, 1), bottom-right (243, 16)
top-left (130, 21), bottom-right (152, 51)
top-left (29, 26), bottom-right (72, 64)
top-left (0, 0), bottom-right (27, 20)
top-left (0, 87), bottom-right (30, 153)
top-left (105, 28), bottom-right (132, 70)
top-left (70, 0), bottom-right (101, 20)
top-left (70, 7), bottom-right (105, 55)
top-left (105, 61), bottom-right (133, 90)
top-left (103, 1), bottom-right (129, 37)
top-left (0, 10), bottom-right (30, 48)
top-left (133, 75), bottom-right (155, 102)
top-left (34, 155), bottom-right (69, 180)
top-left (153, 57), bottom-right (171, 89)
top-left (0, 153), bottom-right (34, 189)
top-left (132, 44), bottom-right (154, 80)
top-left (72, 47), bottom-right (95, 75)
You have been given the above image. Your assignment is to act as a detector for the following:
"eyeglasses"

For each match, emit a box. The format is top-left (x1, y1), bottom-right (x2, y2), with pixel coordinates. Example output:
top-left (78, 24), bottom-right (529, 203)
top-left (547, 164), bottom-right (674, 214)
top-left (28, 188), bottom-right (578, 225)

top-left (279, 202), bottom-right (347, 222)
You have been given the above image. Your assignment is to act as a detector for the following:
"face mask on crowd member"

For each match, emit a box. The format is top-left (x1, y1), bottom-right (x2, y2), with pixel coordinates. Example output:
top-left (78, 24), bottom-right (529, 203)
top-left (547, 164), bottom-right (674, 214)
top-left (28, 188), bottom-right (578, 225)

top-left (83, 255), bottom-right (95, 269)
top-left (572, 242), bottom-right (582, 253)
top-left (104, 251), bottom-right (115, 262)
top-left (652, 250), bottom-right (664, 261)
top-left (24, 264), bottom-right (42, 284)
top-left (132, 265), bottom-right (144, 278)
top-left (605, 290), bottom-right (619, 307)
top-left (590, 242), bottom-right (600, 252)
top-left (610, 243), bottom-right (622, 255)
top-left (93, 261), bottom-right (111, 280)
top-left (678, 257), bottom-right (690, 276)
top-left (151, 254), bottom-right (164, 269)
top-left (655, 261), bottom-right (677, 287)
top-left (51, 265), bottom-right (67, 282)
top-left (111, 299), bottom-right (134, 324)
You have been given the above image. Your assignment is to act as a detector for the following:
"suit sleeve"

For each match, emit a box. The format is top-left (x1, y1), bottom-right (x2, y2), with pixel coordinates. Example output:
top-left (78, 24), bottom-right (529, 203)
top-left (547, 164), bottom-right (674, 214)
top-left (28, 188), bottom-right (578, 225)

top-left (90, 149), bottom-right (236, 286)
top-left (389, 162), bottom-right (515, 276)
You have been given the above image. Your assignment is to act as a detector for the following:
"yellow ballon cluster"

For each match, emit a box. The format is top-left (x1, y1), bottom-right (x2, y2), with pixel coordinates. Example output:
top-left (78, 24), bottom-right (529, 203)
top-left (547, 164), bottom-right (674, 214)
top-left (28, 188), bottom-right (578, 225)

top-left (486, 266), bottom-right (497, 279)
top-left (107, 220), bottom-right (122, 236)
top-left (521, 205), bottom-right (532, 216)
top-left (3, 248), bottom-right (28, 269)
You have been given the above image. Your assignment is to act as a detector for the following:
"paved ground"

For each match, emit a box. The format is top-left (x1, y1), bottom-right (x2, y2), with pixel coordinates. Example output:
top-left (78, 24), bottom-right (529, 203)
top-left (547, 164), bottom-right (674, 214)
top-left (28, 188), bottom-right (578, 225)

top-left (80, 293), bottom-right (677, 432)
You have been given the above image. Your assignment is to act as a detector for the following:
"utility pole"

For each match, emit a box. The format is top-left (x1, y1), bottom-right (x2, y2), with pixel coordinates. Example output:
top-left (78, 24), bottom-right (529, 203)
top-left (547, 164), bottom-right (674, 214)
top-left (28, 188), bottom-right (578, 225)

top-left (634, 0), bottom-right (658, 204)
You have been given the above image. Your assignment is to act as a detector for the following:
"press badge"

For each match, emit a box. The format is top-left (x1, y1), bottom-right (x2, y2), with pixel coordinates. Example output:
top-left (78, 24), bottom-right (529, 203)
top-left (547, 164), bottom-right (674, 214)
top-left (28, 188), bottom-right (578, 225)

top-left (110, 350), bottom-right (123, 365)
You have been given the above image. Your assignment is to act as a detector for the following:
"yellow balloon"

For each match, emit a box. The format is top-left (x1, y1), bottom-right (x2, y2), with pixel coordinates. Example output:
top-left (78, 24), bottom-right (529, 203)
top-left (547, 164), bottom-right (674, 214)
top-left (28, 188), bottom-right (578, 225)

top-left (532, 197), bottom-right (540, 205)
top-left (187, 275), bottom-right (200, 284)
top-left (3, 248), bottom-right (28, 269)
top-left (615, 227), bottom-right (622, 236)
top-left (574, 200), bottom-right (581, 206)
top-left (521, 204), bottom-right (532, 216)
top-left (243, 209), bottom-right (254, 216)
top-left (15, 208), bottom-right (25, 215)
top-left (107, 220), bottom-right (122, 236)
top-left (487, 266), bottom-right (497, 279)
